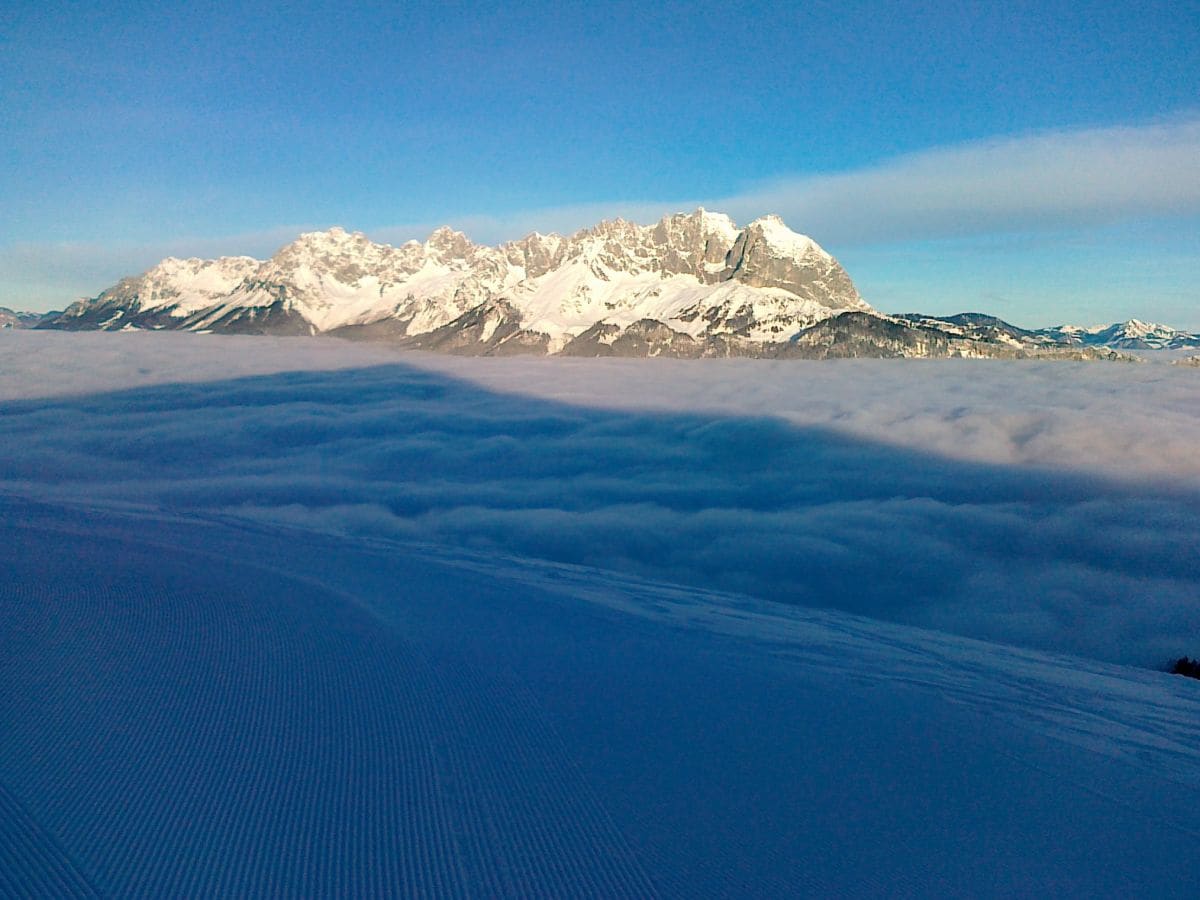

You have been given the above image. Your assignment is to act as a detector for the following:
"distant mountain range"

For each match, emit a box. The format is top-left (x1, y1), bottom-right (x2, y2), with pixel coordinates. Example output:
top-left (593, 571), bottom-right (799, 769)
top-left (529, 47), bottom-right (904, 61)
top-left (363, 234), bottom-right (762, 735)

top-left (19, 210), bottom-right (1200, 359)
top-left (0, 307), bottom-right (49, 329)
top-left (1035, 320), bottom-right (1200, 351)
top-left (892, 313), bottom-right (1200, 353)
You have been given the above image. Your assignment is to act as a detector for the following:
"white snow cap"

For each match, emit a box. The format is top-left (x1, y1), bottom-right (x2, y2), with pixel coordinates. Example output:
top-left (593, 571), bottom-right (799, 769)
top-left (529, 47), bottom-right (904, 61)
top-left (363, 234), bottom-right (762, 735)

top-left (746, 214), bottom-right (823, 257)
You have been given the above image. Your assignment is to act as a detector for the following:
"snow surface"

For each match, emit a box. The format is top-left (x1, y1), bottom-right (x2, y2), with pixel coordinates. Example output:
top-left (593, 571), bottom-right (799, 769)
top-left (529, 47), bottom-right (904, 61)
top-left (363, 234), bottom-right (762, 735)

top-left (513, 267), bottom-right (835, 341)
top-left (2, 495), bottom-right (1198, 896)
top-left (123, 256), bottom-right (261, 315)
top-left (3, 331), bottom-right (1200, 894)
top-left (748, 213), bottom-right (824, 258)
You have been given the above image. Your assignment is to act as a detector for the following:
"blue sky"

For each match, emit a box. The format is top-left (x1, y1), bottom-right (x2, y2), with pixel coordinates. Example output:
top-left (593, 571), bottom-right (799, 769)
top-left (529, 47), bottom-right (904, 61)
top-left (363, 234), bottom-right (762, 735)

top-left (2, 0), bottom-right (1198, 326)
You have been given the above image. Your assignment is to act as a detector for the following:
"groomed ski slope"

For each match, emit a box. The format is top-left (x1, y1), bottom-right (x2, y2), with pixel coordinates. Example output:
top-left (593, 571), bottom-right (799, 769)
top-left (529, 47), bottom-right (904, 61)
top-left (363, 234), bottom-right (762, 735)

top-left (2, 496), bottom-right (1199, 898)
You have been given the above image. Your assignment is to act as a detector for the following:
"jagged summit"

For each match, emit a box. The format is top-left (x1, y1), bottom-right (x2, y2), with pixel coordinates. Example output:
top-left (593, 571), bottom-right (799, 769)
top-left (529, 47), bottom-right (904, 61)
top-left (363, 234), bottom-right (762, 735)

top-left (47, 210), bottom-right (872, 348)
top-left (424, 225), bottom-right (476, 258)
top-left (41, 210), bottom-right (1154, 359)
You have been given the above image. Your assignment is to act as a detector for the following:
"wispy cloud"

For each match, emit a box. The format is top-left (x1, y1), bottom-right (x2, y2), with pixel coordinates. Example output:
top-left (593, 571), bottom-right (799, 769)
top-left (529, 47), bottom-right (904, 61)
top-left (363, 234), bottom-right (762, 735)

top-left (371, 116), bottom-right (1200, 246)
top-left (442, 117), bottom-right (1200, 244)
top-left (720, 116), bottom-right (1200, 244)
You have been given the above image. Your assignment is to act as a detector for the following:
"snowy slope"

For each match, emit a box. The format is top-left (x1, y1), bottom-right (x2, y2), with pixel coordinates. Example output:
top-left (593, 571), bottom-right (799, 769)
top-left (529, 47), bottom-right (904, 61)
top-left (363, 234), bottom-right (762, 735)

top-left (53, 256), bottom-right (261, 329)
top-left (2, 496), bottom-right (1198, 897)
top-left (187, 225), bottom-right (525, 335)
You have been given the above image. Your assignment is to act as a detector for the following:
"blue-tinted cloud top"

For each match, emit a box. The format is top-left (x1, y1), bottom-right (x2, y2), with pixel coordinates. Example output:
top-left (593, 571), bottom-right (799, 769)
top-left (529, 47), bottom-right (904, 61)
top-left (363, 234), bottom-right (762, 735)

top-left (2, 332), bottom-right (1198, 667)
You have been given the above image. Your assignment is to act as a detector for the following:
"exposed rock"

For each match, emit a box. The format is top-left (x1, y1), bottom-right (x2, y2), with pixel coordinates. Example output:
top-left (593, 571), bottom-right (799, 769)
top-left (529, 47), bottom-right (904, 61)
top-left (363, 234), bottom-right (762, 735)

top-left (721, 215), bottom-right (865, 312)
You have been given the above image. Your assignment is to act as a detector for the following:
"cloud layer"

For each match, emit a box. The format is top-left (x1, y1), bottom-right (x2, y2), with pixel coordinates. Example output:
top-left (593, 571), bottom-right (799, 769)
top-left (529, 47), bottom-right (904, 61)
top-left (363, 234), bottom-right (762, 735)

top-left (3, 332), bottom-right (1199, 668)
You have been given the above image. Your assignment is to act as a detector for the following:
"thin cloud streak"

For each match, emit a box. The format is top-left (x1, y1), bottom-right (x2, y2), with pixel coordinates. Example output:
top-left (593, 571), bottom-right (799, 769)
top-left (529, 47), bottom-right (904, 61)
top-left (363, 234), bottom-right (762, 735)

top-left (381, 117), bottom-right (1200, 246)
top-left (721, 116), bottom-right (1200, 243)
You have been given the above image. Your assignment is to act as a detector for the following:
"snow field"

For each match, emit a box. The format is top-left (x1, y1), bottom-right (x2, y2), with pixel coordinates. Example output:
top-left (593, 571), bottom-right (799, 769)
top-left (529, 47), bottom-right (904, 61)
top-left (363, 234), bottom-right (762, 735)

top-left (1, 499), bottom-right (1198, 896)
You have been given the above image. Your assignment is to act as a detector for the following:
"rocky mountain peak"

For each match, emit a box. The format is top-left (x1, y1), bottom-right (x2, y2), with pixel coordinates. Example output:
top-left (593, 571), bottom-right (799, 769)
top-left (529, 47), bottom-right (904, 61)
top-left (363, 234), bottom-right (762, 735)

top-left (647, 208), bottom-right (740, 279)
top-left (742, 215), bottom-right (822, 257)
top-left (264, 227), bottom-right (405, 285)
top-left (424, 226), bottom-right (476, 262)
top-left (504, 231), bottom-right (567, 278)
top-left (720, 216), bottom-right (862, 310)
top-left (45, 209), bottom-right (881, 348)
top-left (290, 225), bottom-right (361, 247)
top-left (148, 255), bottom-right (261, 280)
top-left (1117, 319), bottom-right (1168, 336)
top-left (272, 227), bottom-right (369, 263)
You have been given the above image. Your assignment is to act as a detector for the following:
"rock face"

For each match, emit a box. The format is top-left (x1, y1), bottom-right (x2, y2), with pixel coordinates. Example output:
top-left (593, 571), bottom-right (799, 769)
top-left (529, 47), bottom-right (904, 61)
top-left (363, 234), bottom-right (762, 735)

top-left (721, 215), bottom-right (860, 305)
top-left (34, 210), bottom-right (1159, 360)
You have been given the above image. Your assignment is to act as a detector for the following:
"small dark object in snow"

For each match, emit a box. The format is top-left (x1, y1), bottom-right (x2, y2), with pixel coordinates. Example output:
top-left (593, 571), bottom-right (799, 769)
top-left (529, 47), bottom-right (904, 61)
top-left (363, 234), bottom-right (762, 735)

top-left (1170, 657), bottom-right (1200, 680)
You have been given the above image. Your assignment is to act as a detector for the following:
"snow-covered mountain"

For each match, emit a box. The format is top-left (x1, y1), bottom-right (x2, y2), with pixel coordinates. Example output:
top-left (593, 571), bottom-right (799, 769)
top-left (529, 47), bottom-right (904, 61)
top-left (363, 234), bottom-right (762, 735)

top-left (893, 312), bottom-right (1200, 357)
top-left (0, 306), bottom-right (46, 329)
top-left (40, 256), bottom-right (261, 332)
top-left (46, 210), bottom-right (876, 353)
top-left (38, 211), bottom-right (1137, 359)
top-left (1036, 319), bottom-right (1200, 350)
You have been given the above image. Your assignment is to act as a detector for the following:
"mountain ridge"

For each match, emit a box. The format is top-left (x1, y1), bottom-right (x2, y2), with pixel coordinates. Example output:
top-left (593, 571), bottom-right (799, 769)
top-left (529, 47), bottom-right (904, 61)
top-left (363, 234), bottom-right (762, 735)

top-left (40, 209), bottom-right (875, 350)
top-left (31, 211), bottom-right (1195, 359)
top-left (0, 306), bottom-right (52, 329)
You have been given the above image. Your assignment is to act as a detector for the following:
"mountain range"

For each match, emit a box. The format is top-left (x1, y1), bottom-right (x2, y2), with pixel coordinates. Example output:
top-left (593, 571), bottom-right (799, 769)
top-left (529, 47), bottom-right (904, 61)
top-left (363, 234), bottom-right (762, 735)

top-left (0, 307), bottom-right (47, 329)
top-left (22, 210), bottom-right (1200, 358)
top-left (892, 313), bottom-right (1200, 352)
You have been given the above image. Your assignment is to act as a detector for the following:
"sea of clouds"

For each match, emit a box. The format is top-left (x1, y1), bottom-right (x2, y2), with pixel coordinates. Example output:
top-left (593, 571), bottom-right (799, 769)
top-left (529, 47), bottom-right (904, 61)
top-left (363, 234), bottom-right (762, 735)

top-left (3, 331), bottom-right (1198, 667)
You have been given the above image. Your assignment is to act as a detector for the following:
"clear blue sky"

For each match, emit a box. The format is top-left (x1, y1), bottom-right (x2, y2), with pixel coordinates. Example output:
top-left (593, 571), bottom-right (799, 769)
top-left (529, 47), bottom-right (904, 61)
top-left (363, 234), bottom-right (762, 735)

top-left (3, 0), bottom-right (1198, 327)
